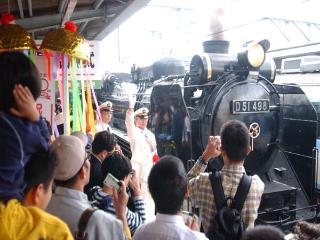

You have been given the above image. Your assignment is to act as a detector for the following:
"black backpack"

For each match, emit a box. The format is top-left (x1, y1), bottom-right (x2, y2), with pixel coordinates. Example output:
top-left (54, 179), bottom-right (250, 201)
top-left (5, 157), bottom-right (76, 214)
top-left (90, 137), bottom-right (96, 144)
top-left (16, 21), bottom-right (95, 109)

top-left (75, 208), bottom-right (97, 240)
top-left (207, 171), bottom-right (252, 240)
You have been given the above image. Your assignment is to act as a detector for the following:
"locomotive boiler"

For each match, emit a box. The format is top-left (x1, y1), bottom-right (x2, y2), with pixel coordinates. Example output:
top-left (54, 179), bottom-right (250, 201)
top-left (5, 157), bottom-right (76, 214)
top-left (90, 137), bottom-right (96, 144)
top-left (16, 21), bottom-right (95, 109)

top-left (99, 39), bottom-right (320, 229)
top-left (150, 39), bottom-right (319, 229)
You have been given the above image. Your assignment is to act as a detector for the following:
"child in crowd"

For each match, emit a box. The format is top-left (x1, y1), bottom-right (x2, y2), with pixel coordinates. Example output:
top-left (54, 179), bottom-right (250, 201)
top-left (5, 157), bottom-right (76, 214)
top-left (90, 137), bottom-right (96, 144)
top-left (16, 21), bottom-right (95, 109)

top-left (0, 52), bottom-right (68, 239)
top-left (23, 151), bottom-right (56, 209)
top-left (22, 151), bottom-right (73, 239)
top-left (0, 51), bottom-right (50, 202)
top-left (91, 153), bottom-right (146, 234)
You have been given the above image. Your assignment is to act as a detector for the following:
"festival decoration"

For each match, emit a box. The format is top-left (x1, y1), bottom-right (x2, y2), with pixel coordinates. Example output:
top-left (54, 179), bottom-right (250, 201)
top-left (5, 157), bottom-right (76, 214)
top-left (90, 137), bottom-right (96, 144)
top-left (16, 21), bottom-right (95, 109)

top-left (40, 21), bottom-right (92, 135)
top-left (40, 21), bottom-right (90, 61)
top-left (0, 13), bottom-right (37, 51)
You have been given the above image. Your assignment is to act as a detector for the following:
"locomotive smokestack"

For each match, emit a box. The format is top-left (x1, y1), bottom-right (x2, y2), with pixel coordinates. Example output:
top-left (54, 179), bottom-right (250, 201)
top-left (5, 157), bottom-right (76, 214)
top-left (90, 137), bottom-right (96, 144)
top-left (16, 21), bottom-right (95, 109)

top-left (203, 6), bottom-right (230, 54)
top-left (202, 40), bottom-right (229, 54)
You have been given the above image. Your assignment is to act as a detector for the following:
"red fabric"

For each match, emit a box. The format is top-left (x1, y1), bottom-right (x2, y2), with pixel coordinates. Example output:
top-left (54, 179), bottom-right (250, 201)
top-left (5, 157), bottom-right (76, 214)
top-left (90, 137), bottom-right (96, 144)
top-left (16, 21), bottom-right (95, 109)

top-left (64, 21), bottom-right (77, 32)
top-left (1, 13), bottom-right (15, 25)
top-left (43, 50), bottom-right (52, 81)
top-left (85, 101), bottom-right (91, 134)
top-left (153, 153), bottom-right (160, 164)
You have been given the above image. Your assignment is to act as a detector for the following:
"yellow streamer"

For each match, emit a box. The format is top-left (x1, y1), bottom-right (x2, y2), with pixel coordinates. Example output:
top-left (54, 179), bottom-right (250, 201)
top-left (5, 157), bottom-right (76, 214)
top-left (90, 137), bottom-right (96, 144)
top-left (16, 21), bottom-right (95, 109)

top-left (86, 80), bottom-right (96, 136)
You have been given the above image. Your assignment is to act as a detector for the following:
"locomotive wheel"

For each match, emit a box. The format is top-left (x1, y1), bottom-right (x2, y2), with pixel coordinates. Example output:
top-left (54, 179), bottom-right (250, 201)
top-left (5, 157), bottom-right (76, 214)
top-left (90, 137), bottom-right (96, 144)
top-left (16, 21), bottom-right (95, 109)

top-left (249, 122), bottom-right (260, 139)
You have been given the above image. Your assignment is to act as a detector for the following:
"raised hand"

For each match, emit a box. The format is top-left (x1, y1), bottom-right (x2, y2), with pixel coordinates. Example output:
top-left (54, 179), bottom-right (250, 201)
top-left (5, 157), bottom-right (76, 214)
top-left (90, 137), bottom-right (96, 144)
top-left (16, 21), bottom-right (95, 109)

top-left (128, 93), bottom-right (136, 110)
top-left (129, 169), bottom-right (142, 197)
top-left (202, 136), bottom-right (221, 162)
top-left (185, 214), bottom-right (200, 231)
top-left (10, 84), bottom-right (40, 122)
top-left (112, 181), bottom-right (129, 219)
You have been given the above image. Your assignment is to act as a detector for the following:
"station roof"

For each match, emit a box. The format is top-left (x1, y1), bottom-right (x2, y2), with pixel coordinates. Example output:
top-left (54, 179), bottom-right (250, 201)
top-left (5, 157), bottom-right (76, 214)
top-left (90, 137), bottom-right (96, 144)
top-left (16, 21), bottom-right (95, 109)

top-left (0, 0), bottom-right (151, 40)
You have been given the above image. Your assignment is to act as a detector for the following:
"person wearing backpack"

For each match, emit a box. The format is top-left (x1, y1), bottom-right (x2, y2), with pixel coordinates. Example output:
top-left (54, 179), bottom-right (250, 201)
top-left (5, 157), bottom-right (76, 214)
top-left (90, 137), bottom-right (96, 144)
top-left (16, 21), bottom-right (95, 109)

top-left (187, 120), bottom-right (264, 239)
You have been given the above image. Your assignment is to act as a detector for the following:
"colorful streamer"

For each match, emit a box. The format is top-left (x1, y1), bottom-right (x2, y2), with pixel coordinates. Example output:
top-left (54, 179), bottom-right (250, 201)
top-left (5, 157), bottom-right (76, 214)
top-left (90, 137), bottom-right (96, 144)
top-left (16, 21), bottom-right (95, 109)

top-left (29, 49), bottom-right (35, 63)
top-left (43, 50), bottom-right (51, 81)
top-left (89, 78), bottom-right (101, 126)
top-left (53, 120), bottom-right (59, 138)
top-left (72, 57), bottom-right (80, 132)
top-left (62, 54), bottom-right (70, 135)
top-left (80, 60), bottom-right (86, 133)
top-left (86, 79), bottom-right (96, 136)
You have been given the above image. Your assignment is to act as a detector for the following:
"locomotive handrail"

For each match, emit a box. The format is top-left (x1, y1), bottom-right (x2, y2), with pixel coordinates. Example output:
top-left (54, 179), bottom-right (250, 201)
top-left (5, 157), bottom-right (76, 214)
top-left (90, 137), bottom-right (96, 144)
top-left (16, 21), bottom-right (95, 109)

top-left (137, 74), bottom-right (185, 85)
top-left (257, 204), bottom-right (320, 226)
top-left (182, 82), bottom-right (219, 89)
top-left (257, 214), bottom-right (291, 225)
top-left (314, 147), bottom-right (319, 192)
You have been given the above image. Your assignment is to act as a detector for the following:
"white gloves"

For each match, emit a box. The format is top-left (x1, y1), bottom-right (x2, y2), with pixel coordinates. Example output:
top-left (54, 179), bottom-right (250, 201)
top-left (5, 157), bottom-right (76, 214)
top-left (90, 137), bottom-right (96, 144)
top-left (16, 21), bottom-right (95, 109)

top-left (128, 93), bottom-right (136, 109)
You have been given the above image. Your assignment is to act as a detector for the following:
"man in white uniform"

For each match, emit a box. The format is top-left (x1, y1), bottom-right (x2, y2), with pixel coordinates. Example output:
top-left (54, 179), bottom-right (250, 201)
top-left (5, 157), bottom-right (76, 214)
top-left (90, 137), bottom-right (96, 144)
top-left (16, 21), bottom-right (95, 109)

top-left (96, 101), bottom-right (113, 133)
top-left (125, 106), bottom-right (157, 221)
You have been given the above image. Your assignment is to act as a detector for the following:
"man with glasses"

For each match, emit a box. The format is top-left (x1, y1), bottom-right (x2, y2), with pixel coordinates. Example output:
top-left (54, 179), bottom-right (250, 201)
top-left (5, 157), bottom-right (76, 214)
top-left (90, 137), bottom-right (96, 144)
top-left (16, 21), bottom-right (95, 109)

top-left (96, 101), bottom-right (113, 133)
top-left (125, 106), bottom-right (157, 221)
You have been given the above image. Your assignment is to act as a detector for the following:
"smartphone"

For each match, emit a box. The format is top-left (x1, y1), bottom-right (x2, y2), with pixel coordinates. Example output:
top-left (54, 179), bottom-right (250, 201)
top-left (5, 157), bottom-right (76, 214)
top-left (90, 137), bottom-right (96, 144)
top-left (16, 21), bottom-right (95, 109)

top-left (103, 173), bottom-right (120, 191)
top-left (182, 210), bottom-right (194, 224)
top-left (215, 136), bottom-right (221, 151)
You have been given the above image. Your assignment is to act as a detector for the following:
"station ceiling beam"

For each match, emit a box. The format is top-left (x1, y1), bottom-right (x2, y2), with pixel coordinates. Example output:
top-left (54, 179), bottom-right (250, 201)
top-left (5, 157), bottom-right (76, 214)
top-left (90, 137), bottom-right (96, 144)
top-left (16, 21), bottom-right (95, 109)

top-left (27, 0), bottom-right (33, 17)
top-left (17, 0), bottom-right (24, 18)
top-left (60, 0), bottom-right (78, 27)
top-left (15, 8), bottom-right (109, 33)
top-left (94, 0), bottom-right (152, 40)
top-left (79, 0), bottom-right (104, 33)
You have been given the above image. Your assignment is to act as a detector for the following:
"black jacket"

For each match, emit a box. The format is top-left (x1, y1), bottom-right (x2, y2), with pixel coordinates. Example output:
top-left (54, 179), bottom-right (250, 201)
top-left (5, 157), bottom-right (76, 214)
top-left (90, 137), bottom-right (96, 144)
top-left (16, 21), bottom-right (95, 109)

top-left (84, 155), bottom-right (103, 199)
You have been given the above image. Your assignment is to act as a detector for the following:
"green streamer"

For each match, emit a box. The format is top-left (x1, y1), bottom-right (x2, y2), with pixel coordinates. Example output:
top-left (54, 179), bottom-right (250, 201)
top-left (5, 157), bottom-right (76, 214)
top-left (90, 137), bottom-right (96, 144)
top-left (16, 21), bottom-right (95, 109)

top-left (77, 97), bottom-right (85, 132)
top-left (72, 57), bottom-right (80, 131)
top-left (29, 49), bottom-right (35, 63)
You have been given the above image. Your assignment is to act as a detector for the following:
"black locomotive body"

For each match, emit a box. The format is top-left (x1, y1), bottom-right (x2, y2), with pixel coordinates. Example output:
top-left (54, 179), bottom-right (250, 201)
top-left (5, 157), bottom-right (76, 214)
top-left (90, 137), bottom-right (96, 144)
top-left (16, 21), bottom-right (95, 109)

top-left (98, 40), bottom-right (320, 229)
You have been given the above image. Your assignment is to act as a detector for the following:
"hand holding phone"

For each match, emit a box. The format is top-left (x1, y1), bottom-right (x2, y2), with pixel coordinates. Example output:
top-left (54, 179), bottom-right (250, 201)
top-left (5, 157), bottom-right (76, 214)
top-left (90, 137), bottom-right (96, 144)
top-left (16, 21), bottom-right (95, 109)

top-left (103, 173), bottom-right (120, 191)
top-left (182, 210), bottom-right (194, 224)
top-left (112, 180), bottom-right (128, 219)
top-left (183, 211), bottom-right (199, 231)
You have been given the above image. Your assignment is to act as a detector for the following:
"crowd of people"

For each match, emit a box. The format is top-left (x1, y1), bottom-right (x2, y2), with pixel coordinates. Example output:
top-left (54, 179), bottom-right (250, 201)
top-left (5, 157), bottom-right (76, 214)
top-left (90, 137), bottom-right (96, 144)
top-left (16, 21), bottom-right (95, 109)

top-left (0, 50), bottom-right (319, 240)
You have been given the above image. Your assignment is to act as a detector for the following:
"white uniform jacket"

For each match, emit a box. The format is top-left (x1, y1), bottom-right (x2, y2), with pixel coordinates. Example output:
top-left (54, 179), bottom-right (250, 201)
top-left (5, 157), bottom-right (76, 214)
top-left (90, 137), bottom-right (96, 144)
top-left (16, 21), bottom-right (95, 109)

top-left (96, 122), bottom-right (112, 134)
top-left (125, 109), bottom-right (157, 221)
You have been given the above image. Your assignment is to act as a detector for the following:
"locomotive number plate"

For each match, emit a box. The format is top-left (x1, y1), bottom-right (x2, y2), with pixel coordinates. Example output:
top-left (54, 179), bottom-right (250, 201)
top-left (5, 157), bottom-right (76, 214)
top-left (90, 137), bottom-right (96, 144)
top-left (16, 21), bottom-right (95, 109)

top-left (232, 99), bottom-right (270, 114)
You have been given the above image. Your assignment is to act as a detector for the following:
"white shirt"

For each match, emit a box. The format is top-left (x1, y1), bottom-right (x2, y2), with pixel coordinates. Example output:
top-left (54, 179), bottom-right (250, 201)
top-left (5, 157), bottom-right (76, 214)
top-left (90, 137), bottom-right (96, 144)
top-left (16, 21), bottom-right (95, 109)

top-left (47, 187), bottom-right (126, 240)
top-left (125, 110), bottom-right (156, 182)
top-left (133, 214), bottom-right (208, 240)
top-left (96, 122), bottom-right (112, 133)
top-left (125, 109), bottom-right (157, 221)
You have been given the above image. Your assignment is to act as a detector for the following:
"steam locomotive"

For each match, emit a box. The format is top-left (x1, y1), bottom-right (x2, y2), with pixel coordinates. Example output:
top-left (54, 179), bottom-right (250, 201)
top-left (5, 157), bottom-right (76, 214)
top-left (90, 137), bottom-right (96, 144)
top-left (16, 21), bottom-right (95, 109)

top-left (97, 39), bottom-right (320, 229)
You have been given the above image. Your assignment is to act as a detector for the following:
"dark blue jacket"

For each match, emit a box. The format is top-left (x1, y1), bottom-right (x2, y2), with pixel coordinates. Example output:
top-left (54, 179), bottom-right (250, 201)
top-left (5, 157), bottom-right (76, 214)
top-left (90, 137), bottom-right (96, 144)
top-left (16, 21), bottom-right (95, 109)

top-left (0, 111), bottom-right (49, 201)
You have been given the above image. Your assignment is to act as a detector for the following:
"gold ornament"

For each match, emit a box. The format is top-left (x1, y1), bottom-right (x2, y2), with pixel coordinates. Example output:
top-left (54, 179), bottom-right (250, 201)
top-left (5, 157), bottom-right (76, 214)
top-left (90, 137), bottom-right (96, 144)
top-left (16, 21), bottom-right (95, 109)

top-left (0, 24), bottom-right (37, 50)
top-left (41, 28), bottom-right (90, 61)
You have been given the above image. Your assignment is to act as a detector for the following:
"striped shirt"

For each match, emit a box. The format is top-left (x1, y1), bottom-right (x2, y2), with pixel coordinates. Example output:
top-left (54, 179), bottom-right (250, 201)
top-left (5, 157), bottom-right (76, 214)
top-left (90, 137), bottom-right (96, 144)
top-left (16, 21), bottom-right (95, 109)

top-left (187, 157), bottom-right (264, 234)
top-left (91, 187), bottom-right (146, 234)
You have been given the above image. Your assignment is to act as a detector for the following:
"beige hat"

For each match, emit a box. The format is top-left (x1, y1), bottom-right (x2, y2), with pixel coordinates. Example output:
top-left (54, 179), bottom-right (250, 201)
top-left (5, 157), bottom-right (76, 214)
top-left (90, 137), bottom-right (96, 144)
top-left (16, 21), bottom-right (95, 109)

top-left (71, 131), bottom-right (88, 146)
top-left (100, 101), bottom-right (113, 111)
top-left (134, 107), bottom-right (149, 119)
top-left (50, 135), bottom-right (86, 181)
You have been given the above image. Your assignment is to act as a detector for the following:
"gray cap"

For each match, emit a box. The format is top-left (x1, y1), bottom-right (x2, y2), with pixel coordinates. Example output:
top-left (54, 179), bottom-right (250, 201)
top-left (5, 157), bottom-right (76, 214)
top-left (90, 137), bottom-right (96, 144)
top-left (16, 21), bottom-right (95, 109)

top-left (50, 135), bottom-right (86, 181)
top-left (71, 131), bottom-right (88, 147)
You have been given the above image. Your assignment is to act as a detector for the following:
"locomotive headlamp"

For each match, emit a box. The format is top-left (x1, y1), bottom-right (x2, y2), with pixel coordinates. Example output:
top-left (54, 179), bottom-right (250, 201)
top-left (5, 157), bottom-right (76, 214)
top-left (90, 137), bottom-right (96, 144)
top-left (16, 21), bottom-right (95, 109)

top-left (238, 39), bottom-right (270, 69)
top-left (247, 43), bottom-right (265, 68)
